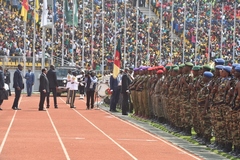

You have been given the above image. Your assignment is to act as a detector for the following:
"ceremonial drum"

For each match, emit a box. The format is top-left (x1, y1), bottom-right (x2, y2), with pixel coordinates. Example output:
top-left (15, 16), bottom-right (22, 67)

top-left (96, 83), bottom-right (109, 97)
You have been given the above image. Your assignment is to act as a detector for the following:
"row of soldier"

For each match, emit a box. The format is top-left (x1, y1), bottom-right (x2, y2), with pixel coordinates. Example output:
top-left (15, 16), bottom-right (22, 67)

top-left (128, 58), bottom-right (240, 156)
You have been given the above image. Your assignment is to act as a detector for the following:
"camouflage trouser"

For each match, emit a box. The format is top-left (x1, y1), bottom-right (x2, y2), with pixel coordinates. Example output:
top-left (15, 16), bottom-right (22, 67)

top-left (225, 107), bottom-right (233, 143)
top-left (141, 89), bottom-right (146, 117)
top-left (137, 91), bottom-right (143, 116)
top-left (131, 90), bottom-right (138, 114)
top-left (149, 93), bottom-right (154, 117)
top-left (155, 95), bottom-right (164, 118)
top-left (200, 108), bottom-right (212, 138)
top-left (174, 97), bottom-right (181, 127)
top-left (161, 95), bottom-right (166, 119)
top-left (212, 104), bottom-right (226, 142)
top-left (162, 96), bottom-right (169, 120)
top-left (210, 105), bottom-right (217, 140)
top-left (167, 97), bottom-right (173, 123)
top-left (144, 89), bottom-right (150, 117)
top-left (192, 103), bottom-right (201, 135)
top-left (181, 99), bottom-right (192, 128)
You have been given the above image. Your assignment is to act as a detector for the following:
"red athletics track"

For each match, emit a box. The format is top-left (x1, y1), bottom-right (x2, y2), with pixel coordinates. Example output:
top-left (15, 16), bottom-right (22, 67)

top-left (0, 94), bottom-right (202, 160)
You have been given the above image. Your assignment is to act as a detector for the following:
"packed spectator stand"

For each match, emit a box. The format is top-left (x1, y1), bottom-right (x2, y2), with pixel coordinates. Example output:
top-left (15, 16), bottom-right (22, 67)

top-left (0, 0), bottom-right (239, 70)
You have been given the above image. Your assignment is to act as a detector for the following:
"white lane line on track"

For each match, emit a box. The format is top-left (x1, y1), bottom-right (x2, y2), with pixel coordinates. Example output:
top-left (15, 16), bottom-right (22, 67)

top-left (46, 109), bottom-right (71, 160)
top-left (59, 97), bottom-right (138, 160)
top-left (98, 109), bottom-right (202, 160)
top-left (0, 95), bottom-right (22, 154)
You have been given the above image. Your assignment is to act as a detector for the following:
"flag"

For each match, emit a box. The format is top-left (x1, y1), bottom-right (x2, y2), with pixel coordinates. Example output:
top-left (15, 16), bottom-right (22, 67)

top-left (113, 39), bottom-right (122, 79)
top-left (21, 0), bottom-right (29, 21)
top-left (35, 0), bottom-right (39, 23)
top-left (41, 0), bottom-right (48, 27)
top-left (53, 0), bottom-right (57, 23)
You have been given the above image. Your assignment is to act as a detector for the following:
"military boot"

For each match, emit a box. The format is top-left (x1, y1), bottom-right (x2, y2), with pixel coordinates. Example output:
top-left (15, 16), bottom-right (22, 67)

top-left (223, 142), bottom-right (232, 153)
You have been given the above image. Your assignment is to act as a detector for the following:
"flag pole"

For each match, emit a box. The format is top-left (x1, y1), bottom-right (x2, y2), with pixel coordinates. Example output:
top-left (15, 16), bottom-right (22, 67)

top-left (182, 1), bottom-right (186, 63)
top-left (147, 1), bottom-right (150, 65)
top-left (233, 2), bottom-right (236, 62)
top-left (159, 1), bottom-right (163, 65)
top-left (208, 2), bottom-right (212, 63)
top-left (194, 0), bottom-right (199, 66)
top-left (23, 21), bottom-right (27, 78)
top-left (123, 0), bottom-right (127, 69)
top-left (51, 0), bottom-right (54, 65)
top-left (72, 1), bottom-right (75, 64)
top-left (101, 0), bottom-right (105, 76)
top-left (91, 0), bottom-right (94, 69)
top-left (113, 0), bottom-right (117, 64)
top-left (32, 0), bottom-right (36, 72)
top-left (220, 2), bottom-right (224, 58)
top-left (135, 1), bottom-right (139, 68)
top-left (41, 27), bottom-right (46, 68)
top-left (82, 0), bottom-right (85, 68)
top-left (170, 1), bottom-right (174, 64)
top-left (61, 0), bottom-right (65, 66)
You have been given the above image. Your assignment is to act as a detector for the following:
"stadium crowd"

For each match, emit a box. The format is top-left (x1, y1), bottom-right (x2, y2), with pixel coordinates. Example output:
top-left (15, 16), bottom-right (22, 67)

top-left (0, 0), bottom-right (239, 69)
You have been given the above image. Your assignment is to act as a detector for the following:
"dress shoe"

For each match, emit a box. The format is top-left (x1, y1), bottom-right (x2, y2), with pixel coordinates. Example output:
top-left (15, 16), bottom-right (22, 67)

top-left (38, 109), bottom-right (46, 111)
top-left (0, 108), bottom-right (2, 110)
top-left (46, 105), bottom-right (50, 108)
top-left (12, 107), bottom-right (21, 110)
top-left (54, 105), bottom-right (58, 109)
top-left (16, 108), bottom-right (21, 110)
top-left (122, 113), bottom-right (128, 115)
top-left (70, 106), bottom-right (76, 108)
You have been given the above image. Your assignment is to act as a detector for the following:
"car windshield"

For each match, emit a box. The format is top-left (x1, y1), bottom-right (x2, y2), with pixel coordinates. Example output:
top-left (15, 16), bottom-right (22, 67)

top-left (56, 69), bottom-right (69, 77)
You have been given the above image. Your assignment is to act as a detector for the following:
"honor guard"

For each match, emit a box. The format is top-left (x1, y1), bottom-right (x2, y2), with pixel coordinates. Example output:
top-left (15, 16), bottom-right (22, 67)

top-left (66, 70), bottom-right (72, 104)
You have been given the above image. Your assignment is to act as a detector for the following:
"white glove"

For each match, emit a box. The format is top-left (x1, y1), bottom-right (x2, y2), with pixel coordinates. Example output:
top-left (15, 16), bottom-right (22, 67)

top-left (126, 90), bottom-right (129, 93)
top-left (110, 90), bottom-right (113, 92)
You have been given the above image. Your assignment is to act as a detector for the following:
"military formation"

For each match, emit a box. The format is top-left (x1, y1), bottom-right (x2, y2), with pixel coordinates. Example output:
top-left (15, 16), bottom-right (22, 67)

top-left (129, 58), bottom-right (240, 157)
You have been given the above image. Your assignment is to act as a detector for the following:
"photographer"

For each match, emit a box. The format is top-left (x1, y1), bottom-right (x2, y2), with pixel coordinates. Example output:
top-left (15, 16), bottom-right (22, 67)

top-left (85, 71), bottom-right (98, 109)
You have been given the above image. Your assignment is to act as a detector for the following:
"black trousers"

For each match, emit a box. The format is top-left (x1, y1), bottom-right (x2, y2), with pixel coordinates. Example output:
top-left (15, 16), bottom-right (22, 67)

top-left (46, 88), bottom-right (57, 106)
top-left (86, 90), bottom-right (95, 109)
top-left (122, 93), bottom-right (129, 115)
top-left (12, 89), bottom-right (21, 109)
top-left (6, 83), bottom-right (11, 96)
top-left (39, 91), bottom-right (47, 110)
top-left (0, 99), bottom-right (3, 106)
top-left (79, 86), bottom-right (85, 94)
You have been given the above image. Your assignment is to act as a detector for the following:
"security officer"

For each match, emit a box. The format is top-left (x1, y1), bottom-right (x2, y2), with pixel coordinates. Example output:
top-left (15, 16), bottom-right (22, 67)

top-left (66, 70), bottom-right (72, 104)
top-left (154, 69), bottom-right (164, 122)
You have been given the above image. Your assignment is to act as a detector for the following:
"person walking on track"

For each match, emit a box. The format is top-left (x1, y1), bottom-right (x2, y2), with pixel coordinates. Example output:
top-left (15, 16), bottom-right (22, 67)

top-left (39, 68), bottom-right (49, 111)
top-left (24, 68), bottom-right (35, 97)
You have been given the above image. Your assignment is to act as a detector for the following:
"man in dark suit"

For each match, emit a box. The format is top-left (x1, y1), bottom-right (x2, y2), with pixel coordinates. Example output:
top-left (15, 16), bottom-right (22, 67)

top-left (4, 68), bottom-right (11, 96)
top-left (24, 68), bottom-right (35, 97)
top-left (39, 68), bottom-right (49, 111)
top-left (85, 71), bottom-right (98, 109)
top-left (0, 66), bottom-right (5, 110)
top-left (121, 68), bottom-right (131, 115)
top-left (109, 73), bottom-right (120, 112)
top-left (12, 64), bottom-right (24, 110)
top-left (46, 65), bottom-right (58, 108)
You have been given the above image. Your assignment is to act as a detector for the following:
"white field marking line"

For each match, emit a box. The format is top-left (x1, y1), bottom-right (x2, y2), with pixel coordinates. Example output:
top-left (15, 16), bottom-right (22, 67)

top-left (98, 109), bottom-right (202, 160)
top-left (117, 139), bottom-right (157, 142)
top-left (46, 109), bottom-right (70, 160)
top-left (59, 97), bottom-right (137, 159)
top-left (72, 109), bottom-right (138, 160)
top-left (0, 95), bottom-right (23, 154)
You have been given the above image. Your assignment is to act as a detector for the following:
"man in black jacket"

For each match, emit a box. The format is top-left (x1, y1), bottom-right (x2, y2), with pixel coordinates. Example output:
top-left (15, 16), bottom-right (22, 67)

top-left (46, 65), bottom-right (59, 108)
top-left (39, 68), bottom-right (49, 111)
top-left (12, 64), bottom-right (24, 110)
top-left (121, 68), bottom-right (131, 115)
top-left (0, 66), bottom-right (5, 110)
top-left (4, 68), bottom-right (11, 96)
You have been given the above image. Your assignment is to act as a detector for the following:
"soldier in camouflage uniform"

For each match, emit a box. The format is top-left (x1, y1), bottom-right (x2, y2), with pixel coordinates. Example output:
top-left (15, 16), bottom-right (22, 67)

top-left (142, 67), bottom-right (150, 118)
top-left (197, 71), bottom-right (213, 145)
top-left (135, 68), bottom-right (145, 117)
top-left (230, 65), bottom-right (240, 156)
top-left (154, 69), bottom-right (164, 122)
top-left (129, 68), bottom-right (140, 115)
top-left (189, 66), bottom-right (201, 138)
top-left (179, 62), bottom-right (193, 136)
top-left (168, 66), bottom-right (179, 131)
top-left (148, 67), bottom-right (156, 120)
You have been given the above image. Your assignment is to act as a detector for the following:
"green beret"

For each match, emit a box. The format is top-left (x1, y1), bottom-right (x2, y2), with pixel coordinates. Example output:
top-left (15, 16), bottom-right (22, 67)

top-left (165, 66), bottom-right (171, 70)
top-left (179, 64), bottom-right (185, 68)
top-left (172, 65), bottom-right (178, 69)
top-left (199, 66), bottom-right (203, 69)
top-left (192, 66), bottom-right (200, 71)
top-left (173, 67), bottom-right (179, 71)
top-left (203, 65), bottom-right (211, 71)
top-left (185, 62), bottom-right (194, 67)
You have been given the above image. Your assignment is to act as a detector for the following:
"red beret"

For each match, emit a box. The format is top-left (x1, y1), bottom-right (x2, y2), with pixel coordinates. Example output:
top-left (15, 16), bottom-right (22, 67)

top-left (157, 70), bottom-right (163, 74)
top-left (148, 67), bottom-right (153, 71)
